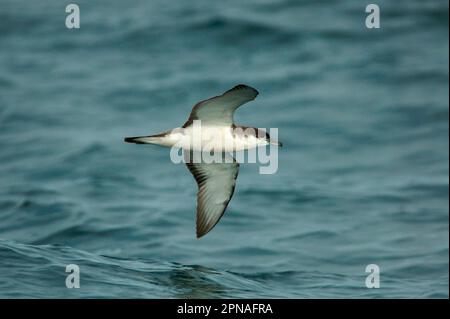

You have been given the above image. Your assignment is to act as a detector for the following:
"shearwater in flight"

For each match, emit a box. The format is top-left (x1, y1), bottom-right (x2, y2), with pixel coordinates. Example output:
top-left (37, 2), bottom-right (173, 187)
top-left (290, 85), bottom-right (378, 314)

top-left (125, 84), bottom-right (282, 238)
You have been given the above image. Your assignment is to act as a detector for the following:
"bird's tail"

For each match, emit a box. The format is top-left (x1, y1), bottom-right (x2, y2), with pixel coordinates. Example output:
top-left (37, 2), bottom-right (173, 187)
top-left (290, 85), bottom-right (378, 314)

top-left (124, 132), bottom-right (167, 145)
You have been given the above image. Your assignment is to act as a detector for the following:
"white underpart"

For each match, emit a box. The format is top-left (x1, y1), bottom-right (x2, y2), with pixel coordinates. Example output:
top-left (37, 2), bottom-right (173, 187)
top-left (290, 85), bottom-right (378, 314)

top-left (154, 126), bottom-right (268, 152)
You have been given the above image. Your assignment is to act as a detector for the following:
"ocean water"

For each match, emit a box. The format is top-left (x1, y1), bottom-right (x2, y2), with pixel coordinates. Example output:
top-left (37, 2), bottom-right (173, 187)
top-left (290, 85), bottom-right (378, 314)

top-left (0, 0), bottom-right (448, 298)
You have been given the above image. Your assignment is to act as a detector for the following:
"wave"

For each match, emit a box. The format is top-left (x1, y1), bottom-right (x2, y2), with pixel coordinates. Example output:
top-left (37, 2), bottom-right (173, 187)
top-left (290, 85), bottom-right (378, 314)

top-left (0, 239), bottom-right (275, 298)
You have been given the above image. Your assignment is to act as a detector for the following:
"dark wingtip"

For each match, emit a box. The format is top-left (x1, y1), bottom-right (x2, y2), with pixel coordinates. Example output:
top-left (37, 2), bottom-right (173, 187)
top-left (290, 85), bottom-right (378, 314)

top-left (196, 229), bottom-right (206, 239)
top-left (230, 84), bottom-right (259, 96)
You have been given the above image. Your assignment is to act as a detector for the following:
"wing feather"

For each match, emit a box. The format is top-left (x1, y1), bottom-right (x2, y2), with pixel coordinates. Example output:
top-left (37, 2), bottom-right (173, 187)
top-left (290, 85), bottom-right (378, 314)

top-left (185, 152), bottom-right (239, 238)
top-left (183, 84), bottom-right (258, 127)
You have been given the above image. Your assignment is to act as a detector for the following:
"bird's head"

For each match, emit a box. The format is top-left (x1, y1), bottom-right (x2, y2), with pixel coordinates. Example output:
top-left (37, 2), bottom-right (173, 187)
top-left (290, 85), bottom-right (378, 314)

top-left (233, 125), bottom-right (282, 147)
top-left (261, 130), bottom-right (283, 148)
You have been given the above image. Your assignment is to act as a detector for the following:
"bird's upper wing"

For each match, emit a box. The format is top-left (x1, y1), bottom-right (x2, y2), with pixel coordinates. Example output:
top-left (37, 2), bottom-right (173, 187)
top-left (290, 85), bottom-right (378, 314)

top-left (183, 84), bottom-right (259, 127)
top-left (184, 151), bottom-right (239, 238)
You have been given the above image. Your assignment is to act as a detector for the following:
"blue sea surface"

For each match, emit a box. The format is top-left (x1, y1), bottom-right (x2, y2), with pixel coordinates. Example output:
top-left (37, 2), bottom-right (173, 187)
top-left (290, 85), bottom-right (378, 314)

top-left (0, 0), bottom-right (448, 298)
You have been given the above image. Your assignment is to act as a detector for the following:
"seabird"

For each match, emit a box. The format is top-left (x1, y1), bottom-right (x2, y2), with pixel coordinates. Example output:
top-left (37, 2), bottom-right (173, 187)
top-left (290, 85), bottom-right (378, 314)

top-left (125, 84), bottom-right (282, 238)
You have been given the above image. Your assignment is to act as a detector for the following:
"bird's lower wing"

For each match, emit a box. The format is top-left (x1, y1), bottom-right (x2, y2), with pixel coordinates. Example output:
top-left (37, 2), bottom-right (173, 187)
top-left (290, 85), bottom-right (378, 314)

top-left (184, 151), bottom-right (239, 238)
